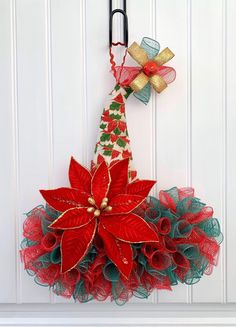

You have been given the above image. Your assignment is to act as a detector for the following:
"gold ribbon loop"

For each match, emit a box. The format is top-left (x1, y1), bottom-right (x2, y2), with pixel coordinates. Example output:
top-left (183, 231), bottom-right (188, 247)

top-left (150, 75), bottom-right (167, 93)
top-left (128, 42), bottom-right (149, 67)
top-left (153, 47), bottom-right (175, 66)
top-left (130, 72), bottom-right (149, 93)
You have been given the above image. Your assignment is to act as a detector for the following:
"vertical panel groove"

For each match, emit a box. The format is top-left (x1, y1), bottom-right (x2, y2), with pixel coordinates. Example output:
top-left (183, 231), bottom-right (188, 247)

top-left (151, 0), bottom-right (157, 305)
top-left (226, 0), bottom-right (236, 303)
top-left (82, 0), bottom-right (89, 166)
top-left (45, 0), bottom-right (54, 191)
top-left (221, 0), bottom-right (227, 304)
top-left (45, 0), bottom-right (54, 303)
top-left (187, 0), bottom-right (193, 304)
top-left (10, 0), bottom-right (20, 304)
top-left (191, 0), bottom-right (223, 302)
top-left (151, 0), bottom-right (157, 193)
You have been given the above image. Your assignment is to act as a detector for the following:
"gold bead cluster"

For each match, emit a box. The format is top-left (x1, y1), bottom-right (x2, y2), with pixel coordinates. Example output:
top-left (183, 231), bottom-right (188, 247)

top-left (87, 196), bottom-right (112, 217)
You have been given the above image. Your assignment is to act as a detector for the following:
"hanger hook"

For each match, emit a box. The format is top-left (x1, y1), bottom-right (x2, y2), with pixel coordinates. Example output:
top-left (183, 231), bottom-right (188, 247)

top-left (109, 0), bottom-right (128, 47)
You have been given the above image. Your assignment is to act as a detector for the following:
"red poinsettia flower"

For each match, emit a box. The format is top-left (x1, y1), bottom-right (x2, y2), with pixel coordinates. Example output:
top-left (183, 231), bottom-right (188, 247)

top-left (40, 158), bottom-right (158, 278)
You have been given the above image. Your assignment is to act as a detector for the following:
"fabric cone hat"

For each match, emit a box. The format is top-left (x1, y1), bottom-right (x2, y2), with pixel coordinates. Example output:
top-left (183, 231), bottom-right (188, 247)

top-left (93, 84), bottom-right (136, 178)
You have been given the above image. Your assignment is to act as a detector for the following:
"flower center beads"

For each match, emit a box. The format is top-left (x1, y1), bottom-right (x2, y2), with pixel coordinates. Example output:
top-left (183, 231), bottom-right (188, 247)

top-left (143, 61), bottom-right (159, 77)
top-left (87, 197), bottom-right (112, 217)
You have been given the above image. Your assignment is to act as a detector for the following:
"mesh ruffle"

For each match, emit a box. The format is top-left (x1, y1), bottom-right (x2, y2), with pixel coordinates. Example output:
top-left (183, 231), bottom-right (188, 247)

top-left (20, 187), bottom-right (222, 305)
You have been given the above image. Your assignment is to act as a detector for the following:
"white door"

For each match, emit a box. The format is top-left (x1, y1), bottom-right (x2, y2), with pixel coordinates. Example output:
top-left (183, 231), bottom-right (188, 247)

top-left (0, 0), bottom-right (236, 326)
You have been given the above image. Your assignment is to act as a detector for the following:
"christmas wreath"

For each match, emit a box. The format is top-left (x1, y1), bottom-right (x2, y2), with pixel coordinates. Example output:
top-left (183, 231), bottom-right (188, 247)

top-left (21, 37), bottom-right (223, 305)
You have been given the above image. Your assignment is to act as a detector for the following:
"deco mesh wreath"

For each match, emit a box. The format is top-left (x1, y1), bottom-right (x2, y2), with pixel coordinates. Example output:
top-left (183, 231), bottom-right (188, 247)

top-left (21, 37), bottom-right (223, 304)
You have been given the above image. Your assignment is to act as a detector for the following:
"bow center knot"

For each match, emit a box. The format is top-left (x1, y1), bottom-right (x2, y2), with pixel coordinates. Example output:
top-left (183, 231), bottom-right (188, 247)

top-left (143, 61), bottom-right (159, 77)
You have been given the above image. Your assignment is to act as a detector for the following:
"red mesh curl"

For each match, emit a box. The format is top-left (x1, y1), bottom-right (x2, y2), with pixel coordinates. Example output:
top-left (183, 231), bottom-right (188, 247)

top-left (20, 245), bottom-right (46, 271)
top-left (157, 66), bottom-right (176, 84)
top-left (37, 264), bottom-right (60, 286)
top-left (148, 251), bottom-right (171, 271)
top-left (23, 207), bottom-right (44, 242)
top-left (41, 232), bottom-right (58, 251)
top-left (178, 187), bottom-right (195, 200)
top-left (157, 217), bottom-right (171, 235)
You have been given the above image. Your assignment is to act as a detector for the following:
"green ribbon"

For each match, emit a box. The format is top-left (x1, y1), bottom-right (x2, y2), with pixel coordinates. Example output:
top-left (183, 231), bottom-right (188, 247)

top-left (133, 37), bottom-right (160, 105)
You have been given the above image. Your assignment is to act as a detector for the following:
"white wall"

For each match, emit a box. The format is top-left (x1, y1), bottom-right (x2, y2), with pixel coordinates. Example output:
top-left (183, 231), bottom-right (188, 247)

top-left (0, 0), bottom-right (236, 325)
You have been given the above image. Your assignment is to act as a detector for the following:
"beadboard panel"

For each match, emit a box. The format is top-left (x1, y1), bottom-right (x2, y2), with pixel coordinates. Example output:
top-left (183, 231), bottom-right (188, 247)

top-left (49, 0), bottom-right (86, 303)
top-left (191, 0), bottom-right (224, 303)
top-left (154, 0), bottom-right (189, 304)
top-left (125, 0), bottom-right (156, 304)
top-left (226, 0), bottom-right (236, 303)
top-left (0, 0), bottom-right (236, 322)
top-left (15, 0), bottom-right (51, 303)
top-left (0, 0), bottom-right (17, 304)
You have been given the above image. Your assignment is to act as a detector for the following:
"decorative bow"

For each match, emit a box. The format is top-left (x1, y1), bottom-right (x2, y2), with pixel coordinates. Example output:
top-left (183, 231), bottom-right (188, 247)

top-left (127, 37), bottom-right (176, 104)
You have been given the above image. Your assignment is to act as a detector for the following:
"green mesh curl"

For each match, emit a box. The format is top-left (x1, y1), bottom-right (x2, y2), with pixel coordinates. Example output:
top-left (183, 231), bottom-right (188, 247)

top-left (103, 262), bottom-right (120, 282)
top-left (198, 218), bottom-right (221, 238)
top-left (50, 246), bottom-right (61, 264)
top-left (134, 83), bottom-right (151, 106)
top-left (140, 37), bottom-right (160, 58)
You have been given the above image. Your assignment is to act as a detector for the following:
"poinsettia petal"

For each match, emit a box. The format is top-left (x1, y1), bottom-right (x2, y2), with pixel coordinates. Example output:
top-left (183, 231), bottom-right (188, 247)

top-left (91, 161), bottom-right (110, 207)
top-left (98, 223), bottom-right (133, 279)
top-left (101, 213), bottom-right (159, 243)
top-left (69, 157), bottom-right (92, 193)
top-left (104, 194), bottom-right (145, 215)
top-left (108, 158), bottom-right (129, 198)
top-left (61, 219), bottom-right (97, 273)
top-left (49, 207), bottom-right (94, 230)
top-left (126, 180), bottom-right (156, 197)
top-left (40, 188), bottom-right (90, 212)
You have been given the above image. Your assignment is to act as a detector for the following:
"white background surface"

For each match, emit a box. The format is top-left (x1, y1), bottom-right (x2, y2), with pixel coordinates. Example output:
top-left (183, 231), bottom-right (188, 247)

top-left (0, 0), bottom-right (236, 325)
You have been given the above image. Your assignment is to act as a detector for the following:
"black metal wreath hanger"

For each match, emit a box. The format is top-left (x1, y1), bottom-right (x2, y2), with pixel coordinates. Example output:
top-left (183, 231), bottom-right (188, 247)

top-left (109, 0), bottom-right (128, 47)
